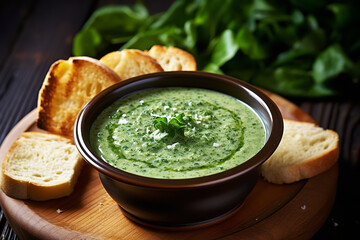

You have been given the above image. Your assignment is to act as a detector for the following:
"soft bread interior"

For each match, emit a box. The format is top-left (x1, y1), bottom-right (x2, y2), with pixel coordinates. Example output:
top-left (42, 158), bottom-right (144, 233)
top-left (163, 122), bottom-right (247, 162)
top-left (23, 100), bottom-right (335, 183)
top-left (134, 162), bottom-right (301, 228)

top-left (261, 119), bottom-right (339, 184)
top-left (1, 132), bottom-right (83, 201)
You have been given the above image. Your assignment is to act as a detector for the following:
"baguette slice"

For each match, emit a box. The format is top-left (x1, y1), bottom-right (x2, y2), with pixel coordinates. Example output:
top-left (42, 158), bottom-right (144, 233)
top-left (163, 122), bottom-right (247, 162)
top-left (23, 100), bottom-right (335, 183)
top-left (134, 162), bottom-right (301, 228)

top-left (146, 45), bottom-right (197, 71)
top-left (37, 56), bottom-right (121, 138)
top-left (100, 49), bottom-right (164, 80)
top-left (1, 132), bottom-right (84, 201)
top-left (261, 119), bottom-right (339, 184)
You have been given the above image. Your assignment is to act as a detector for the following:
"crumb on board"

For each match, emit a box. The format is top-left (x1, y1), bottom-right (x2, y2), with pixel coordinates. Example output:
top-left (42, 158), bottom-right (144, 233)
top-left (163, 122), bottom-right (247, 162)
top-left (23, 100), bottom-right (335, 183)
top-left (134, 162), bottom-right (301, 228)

top-left (301, 205), bottom-right (306, 210)
top-left (56, 209), bottom-right (63, 214)
top-left (332, 218), bottom-right (339, 227)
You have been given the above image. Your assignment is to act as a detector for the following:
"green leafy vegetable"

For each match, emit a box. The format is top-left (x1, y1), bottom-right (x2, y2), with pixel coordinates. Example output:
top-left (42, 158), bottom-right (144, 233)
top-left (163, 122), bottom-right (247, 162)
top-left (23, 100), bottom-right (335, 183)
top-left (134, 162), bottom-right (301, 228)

top-left (236, 26), bottom-right (267, 60)
top-left (73, 4), bottom-right (150, 56)
top-left (73, 0), bottom-right (360, 97)
top-left (153, 113), bottom-right (190, 139)
top-left (312, 44), bottom-right (353, 83)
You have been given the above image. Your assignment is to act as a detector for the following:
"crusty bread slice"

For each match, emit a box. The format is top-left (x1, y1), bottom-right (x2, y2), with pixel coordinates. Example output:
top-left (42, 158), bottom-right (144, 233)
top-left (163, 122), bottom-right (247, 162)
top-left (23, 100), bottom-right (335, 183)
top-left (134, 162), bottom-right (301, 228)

top-left (1, 132), bottom-right (83, 201)
top-left (145, 45), bottom-right (197, 71)
top-left (261, 119), bottom-right (339, 184)
top-left (37, 56), bottom-right (121, 138)
top-left (100, 49), bottom-right (164, 80)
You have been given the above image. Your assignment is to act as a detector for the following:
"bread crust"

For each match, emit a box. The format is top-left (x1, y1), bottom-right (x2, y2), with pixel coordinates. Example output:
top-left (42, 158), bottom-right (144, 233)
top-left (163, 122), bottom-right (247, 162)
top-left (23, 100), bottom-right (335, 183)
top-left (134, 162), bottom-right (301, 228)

top-left (100, 49), bottom-right (164, 80)
top-left (1, 141), bottom-right (28, 199)
top-left (1, 132), bottom-right (84, 201)
top-left (261, 119), bottom-right (339, 184)
top-left (37, 56), bottom-right (121, 138)
top-left (146, 45), bottom-right (197, 71)
top-left (262, 144), bottom-right (339, 184)
top-left (37, 60), bottom-right (62, 134)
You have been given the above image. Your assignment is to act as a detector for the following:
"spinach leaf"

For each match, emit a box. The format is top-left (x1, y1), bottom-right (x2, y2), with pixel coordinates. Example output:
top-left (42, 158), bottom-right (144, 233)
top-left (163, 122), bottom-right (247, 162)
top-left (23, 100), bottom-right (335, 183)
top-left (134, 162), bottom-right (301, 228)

top-left (327, 3), bottom-right (352, 30)
top-left (73, 0), bottom-right (360, 97)
top-left (121, 27), bottom-right (183, 50)
top-left (207, 29), bottom-right (238, 67)
top-left (273, 29), bottom-right (326, 66)
top-left (73, 28), bottom-right (103, 58)
top-left (236, 26), bottom-right (267, 60)
top-left (312, 44), bottom-right (353, 84)
top-left (253, 67), bottom-right (336, 97)
top-left (73, 4), bottom-right (150, 57)
top-left (150, 0), bottom-right (198, 29)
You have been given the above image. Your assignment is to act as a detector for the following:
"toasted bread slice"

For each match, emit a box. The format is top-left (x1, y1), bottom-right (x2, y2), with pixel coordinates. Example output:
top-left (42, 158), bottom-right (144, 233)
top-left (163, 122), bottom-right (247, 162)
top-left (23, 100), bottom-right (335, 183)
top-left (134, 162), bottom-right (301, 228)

top-left (1, 132), bottom-right (83, 201)
top-left (100, 49), bottom-right (164, 80)
top-left (261, 119), bottom-right (339, 184)
top-left (145, 45), bottom-right (197, 71)
top-left (37, 56), bottom-right (121, 138)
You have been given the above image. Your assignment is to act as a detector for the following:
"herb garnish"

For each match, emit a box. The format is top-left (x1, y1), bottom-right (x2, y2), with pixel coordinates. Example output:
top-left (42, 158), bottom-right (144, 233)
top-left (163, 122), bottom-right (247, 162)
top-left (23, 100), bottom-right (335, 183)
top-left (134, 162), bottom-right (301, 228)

top-left (153, 113), bottom-right (190, 139)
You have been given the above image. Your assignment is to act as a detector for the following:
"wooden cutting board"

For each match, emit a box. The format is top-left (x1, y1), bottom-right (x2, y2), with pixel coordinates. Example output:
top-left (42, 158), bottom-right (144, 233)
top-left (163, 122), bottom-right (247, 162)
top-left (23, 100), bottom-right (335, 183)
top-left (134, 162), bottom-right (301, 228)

top-left (0, 92), bottom-right (338, 240)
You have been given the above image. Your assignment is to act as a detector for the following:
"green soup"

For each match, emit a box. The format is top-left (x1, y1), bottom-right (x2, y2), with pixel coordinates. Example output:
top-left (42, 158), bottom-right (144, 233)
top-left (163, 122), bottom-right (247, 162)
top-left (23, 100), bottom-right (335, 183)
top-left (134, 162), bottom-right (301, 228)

top-left (90, 88), bottom-right (265, 179)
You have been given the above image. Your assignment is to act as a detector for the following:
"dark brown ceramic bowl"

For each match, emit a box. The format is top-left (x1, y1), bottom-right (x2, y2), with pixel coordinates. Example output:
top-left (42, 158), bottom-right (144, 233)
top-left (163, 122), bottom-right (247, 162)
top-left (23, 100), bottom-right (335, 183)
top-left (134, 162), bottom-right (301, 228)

top-left (74, 71), bottom-right (283, 229)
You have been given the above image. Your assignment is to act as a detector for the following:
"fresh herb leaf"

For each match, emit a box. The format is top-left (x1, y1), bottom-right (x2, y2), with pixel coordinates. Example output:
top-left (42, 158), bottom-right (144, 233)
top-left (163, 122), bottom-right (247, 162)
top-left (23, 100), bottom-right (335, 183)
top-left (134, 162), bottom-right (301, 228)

top-left (73, 4), bottom-right (151, 57)
top-left (73, 0), bottom-right (360, 97)
top-left (327, 3), bottom-right (352, 30)
top-left (211, 29), bottom-right (239, 66)
top-left (252, 67), bottom-right (336, 97)
top-left (236, 26), bottom-right (267, 60)
top-left (312, 44), bottom-right (353, 84)
top-left (120, 26), bottom-right (182, 50)
top-left (153, 113), bottom-right (190, 139)
top-left (153, 117), bottom-right (168, 132)
top-left (150, 0), bottom-right (197, 29)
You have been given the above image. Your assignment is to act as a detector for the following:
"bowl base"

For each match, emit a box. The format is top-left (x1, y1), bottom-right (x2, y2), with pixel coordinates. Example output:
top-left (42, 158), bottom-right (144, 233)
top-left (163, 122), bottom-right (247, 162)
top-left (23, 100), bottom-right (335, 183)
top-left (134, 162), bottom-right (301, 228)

top-left (119, 201), bottom-right (245, 231)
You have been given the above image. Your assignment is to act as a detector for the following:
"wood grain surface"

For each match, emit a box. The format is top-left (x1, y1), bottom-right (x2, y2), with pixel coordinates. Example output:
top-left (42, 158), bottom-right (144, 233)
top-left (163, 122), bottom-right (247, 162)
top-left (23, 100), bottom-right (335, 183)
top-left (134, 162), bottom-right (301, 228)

top-left (0, 92), bottom-right (338, 240)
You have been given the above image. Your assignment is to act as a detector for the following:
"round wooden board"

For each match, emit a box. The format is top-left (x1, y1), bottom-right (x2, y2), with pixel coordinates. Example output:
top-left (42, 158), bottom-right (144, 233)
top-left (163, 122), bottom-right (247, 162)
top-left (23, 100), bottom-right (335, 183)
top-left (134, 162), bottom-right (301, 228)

top-left (0, 92), bottom-right (338, 240)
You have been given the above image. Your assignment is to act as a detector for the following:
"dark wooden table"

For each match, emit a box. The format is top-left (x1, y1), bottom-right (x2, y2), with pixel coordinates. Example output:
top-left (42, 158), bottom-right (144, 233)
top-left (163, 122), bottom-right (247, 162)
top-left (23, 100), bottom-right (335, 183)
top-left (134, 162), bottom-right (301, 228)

top-left (1, 1), bottom-right (359, 239)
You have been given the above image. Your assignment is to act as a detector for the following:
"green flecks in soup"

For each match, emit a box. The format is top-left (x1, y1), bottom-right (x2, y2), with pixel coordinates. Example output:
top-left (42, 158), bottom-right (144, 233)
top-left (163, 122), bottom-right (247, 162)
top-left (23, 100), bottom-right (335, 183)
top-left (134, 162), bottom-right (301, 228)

top-left (90, 88), bottom-right (265, 179)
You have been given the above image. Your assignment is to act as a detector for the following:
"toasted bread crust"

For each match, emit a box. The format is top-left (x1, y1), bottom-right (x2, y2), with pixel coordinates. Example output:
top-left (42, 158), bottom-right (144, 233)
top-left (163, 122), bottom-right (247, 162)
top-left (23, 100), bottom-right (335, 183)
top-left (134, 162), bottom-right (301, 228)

top-left (37, 60), bottom-right (62, 133)
top-left (146, 45), bottom-right (197, 71)
top-left (100, 49), bottom-right (164, 80)
top-left (261, 142), bottom-right (339, 184)
top-left (37, 56), bottom-right (121, 138)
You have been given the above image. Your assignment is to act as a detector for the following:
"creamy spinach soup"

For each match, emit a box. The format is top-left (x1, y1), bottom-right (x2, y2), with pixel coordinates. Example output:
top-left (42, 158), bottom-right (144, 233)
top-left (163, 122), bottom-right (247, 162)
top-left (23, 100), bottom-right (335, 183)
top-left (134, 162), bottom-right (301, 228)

top-left (90, 88), bottom-right (265, 179)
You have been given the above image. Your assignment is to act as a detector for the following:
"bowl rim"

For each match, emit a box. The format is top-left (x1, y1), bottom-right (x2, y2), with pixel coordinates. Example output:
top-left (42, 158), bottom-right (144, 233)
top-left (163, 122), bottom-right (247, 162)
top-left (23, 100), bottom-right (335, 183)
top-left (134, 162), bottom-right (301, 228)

top-left (74, 71), bottom-right (283, 189)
